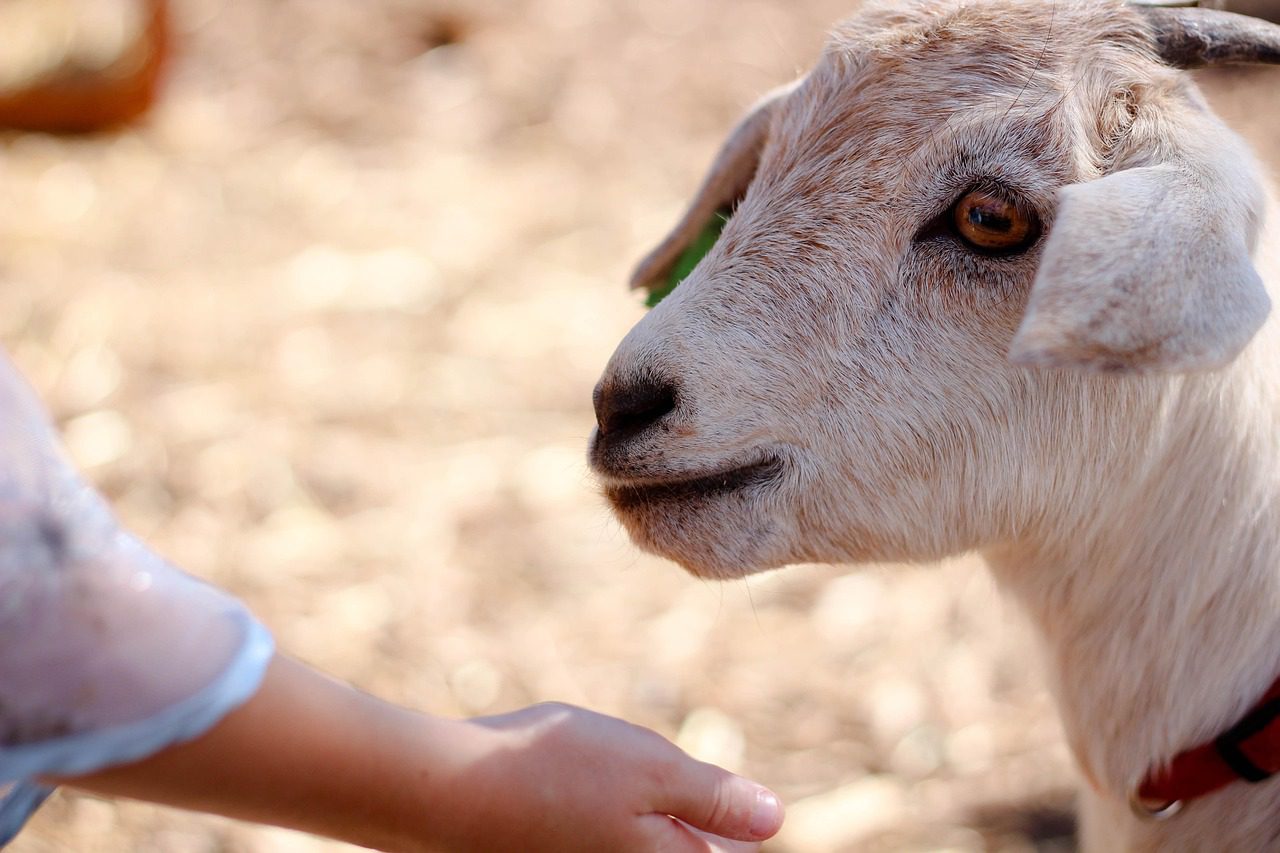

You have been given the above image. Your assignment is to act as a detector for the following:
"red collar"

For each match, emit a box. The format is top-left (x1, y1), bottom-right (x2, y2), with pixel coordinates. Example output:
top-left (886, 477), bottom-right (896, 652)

top-left (1135, 674), bottom-right (1280, 816)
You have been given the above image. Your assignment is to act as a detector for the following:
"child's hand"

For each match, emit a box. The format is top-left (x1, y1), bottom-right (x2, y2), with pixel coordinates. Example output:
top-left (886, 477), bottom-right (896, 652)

top-left (52, 657), bottom-right (782, 852)
top-left (438, 703), bottom-right (784, 853)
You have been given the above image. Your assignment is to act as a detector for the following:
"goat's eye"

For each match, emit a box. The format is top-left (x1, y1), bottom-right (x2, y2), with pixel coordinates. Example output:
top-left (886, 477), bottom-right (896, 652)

top-left (951, 190), bottom-right (1038, 254)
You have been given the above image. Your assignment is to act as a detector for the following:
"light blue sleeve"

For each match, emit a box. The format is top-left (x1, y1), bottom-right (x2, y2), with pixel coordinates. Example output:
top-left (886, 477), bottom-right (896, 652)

top-left (0, 350), bottom-right (274, 845)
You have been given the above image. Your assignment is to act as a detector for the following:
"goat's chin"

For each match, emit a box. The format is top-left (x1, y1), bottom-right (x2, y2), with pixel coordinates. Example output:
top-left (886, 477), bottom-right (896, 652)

top-left (623, 520), bottom-right (785, 579)
top-left (606, 488), bottom-right (795, 580)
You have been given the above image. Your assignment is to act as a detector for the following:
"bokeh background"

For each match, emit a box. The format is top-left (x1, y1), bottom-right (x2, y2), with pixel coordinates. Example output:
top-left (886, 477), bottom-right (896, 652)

top-left (2, 1), bottom-right (1278, 850)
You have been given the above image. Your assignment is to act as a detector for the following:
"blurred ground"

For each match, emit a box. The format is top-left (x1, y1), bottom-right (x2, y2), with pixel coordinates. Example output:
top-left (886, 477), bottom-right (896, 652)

top-left (2, 1), bottom-right (1277, 851)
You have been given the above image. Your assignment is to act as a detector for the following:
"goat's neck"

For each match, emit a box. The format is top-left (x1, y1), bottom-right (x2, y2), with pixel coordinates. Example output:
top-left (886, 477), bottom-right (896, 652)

top-left (985, 341), bottom-right (1280, 798)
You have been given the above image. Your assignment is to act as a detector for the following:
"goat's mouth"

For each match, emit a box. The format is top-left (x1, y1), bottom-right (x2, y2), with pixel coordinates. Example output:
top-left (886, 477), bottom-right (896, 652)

top-left (604, 455), bottom-right (786, 510)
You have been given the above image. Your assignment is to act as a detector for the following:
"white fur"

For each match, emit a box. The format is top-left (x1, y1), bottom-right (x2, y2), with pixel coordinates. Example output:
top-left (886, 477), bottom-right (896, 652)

top-left (591, 1), bottom-right (1280, 847)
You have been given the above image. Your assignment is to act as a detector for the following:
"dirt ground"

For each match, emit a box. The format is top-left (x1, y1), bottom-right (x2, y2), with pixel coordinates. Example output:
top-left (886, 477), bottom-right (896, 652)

top-left (3, 2), bottom-right (1278, 851)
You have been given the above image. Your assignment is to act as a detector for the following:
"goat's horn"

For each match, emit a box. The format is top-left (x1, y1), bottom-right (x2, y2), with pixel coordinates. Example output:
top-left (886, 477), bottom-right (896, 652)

top-left (1134, 5), bottom-right (1280, 67)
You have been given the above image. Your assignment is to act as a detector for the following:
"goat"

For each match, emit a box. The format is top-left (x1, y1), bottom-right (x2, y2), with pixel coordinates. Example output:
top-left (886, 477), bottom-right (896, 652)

top-left (589, 1), bottom-right (1280, 849)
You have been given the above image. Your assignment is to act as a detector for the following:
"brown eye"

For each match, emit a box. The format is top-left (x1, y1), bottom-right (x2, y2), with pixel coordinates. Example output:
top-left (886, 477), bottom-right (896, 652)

top-left (951, 190), bottom-right (1039, 254)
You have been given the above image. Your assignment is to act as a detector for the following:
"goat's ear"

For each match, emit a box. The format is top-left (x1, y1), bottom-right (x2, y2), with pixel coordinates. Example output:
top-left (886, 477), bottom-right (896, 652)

top-left (630, 80), bottom-right (800, 291)
top-left (1009, 117), bottom-right (1270, 373)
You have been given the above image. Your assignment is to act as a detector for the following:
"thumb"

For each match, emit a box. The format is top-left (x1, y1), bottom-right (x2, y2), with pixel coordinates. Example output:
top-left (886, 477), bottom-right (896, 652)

top-left (655, 761), bottom-right (784, 842)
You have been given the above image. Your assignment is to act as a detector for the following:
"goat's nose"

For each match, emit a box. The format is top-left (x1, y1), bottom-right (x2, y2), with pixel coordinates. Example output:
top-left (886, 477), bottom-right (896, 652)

top-left (593, 375), bottom-right (677, 440)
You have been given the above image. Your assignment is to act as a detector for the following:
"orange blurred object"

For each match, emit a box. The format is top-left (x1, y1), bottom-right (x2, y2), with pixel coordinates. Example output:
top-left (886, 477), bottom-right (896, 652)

top-left (0, 0), bottom-right (170, 133)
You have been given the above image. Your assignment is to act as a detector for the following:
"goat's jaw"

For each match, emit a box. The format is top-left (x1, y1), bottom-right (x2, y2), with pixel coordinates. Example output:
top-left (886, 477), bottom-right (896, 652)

top-left (597, 447), bottom-right (795, 579)
top-left (604, 454), bottom-right (785, 509)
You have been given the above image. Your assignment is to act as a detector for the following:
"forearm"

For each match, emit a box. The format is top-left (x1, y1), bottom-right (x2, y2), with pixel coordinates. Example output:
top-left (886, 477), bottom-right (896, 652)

top-left (42, 655), bottom-right (783, 852)
top-left (47, 655), bottom-right (461, 852)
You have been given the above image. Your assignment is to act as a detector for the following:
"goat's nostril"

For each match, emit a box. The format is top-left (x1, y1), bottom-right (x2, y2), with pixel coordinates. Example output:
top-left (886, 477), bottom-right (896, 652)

top-left (594, 376), bottom-right (678, 439)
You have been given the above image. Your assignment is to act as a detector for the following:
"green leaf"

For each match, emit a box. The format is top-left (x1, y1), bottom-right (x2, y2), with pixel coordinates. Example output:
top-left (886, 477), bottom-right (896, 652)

top-left (645, 209), bottom-right (731, 308)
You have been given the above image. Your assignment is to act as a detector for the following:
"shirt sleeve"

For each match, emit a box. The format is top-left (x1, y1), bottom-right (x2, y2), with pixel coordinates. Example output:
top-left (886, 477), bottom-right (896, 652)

top-left (0, 350), bottom-right (274, 844)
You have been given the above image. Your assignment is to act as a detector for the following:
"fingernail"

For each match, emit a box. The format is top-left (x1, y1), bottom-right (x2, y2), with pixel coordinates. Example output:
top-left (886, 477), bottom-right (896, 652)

top-left (749, 788), bottom-right (784, 839)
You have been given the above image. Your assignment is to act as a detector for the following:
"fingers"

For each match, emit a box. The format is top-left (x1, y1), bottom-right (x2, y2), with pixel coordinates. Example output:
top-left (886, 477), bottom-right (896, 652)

top-left (681, 821), bottom-right (765, 853)
top-left (652, 760), bottom-right (784, 843)
top-left (640, 815), bottom-right (763, 853)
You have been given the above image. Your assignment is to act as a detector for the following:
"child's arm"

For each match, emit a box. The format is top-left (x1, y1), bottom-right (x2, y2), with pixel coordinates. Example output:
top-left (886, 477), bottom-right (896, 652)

top-left (0, 350), bottom-right (781, 851)
top-left (49, 654), bottom-right (784, 853)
